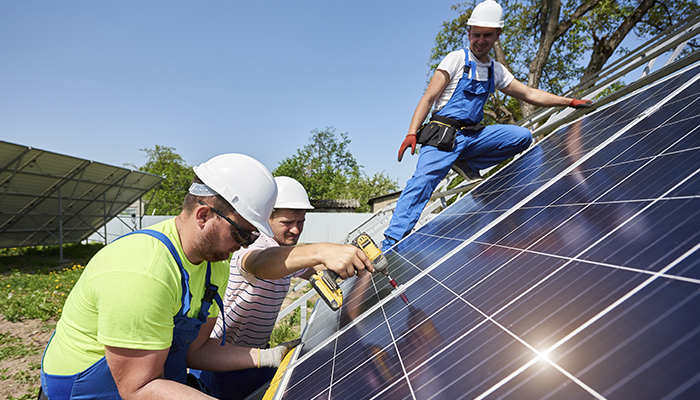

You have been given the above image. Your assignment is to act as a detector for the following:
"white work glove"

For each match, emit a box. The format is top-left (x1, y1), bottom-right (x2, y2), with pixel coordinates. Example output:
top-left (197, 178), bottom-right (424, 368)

top-left (258, 338), bottom-right (301, 368)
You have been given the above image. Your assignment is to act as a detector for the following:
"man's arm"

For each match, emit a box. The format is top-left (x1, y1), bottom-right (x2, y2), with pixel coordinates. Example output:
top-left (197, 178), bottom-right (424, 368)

top-left (241, 243), bottom-right (374, 280)
top-left (500, 79), bottom-right (590, 108)
top-left (399, 69), bottom-right (451, 161)
top-left (408, 69), bottom-right (450, 136)
top-left (186, 318), bottom-right (300, 371)
top-left (105, 346), bottom-right (214, 399)
top-left (186, 318), bottom-right (258, 371)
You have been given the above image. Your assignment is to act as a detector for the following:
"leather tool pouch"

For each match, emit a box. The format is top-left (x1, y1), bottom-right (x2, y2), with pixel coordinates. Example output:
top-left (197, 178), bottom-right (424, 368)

top-left (416, 121), bottom-right (457, 152)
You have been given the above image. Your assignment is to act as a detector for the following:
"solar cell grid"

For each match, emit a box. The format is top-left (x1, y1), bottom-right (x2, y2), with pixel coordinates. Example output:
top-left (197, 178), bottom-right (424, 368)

top-left (273, 62), bottom-right (700, 399)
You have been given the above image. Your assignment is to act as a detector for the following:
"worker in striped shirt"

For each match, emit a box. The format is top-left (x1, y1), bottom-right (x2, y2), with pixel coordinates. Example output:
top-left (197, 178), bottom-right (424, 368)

top-left (192, 176), bottom-right (327, 400)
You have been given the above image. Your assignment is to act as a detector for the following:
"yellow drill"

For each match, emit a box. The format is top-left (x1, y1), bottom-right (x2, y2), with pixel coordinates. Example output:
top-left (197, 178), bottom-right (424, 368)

top-left (310, 232), bottom-right (408, 311)
top-left (352, 232), bottom-right (409, 305)
top-left (309, 269), bottom-right (343, 311)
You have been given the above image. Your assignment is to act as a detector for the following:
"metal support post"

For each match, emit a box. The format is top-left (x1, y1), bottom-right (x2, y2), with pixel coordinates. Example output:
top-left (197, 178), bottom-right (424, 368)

top-left (103, 193), bottom-right (107, 244)
top-left (59, 187), bottom-right (64, 262)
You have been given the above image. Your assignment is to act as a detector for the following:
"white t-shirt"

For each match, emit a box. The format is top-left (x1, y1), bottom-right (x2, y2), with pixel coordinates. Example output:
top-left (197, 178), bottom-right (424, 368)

top-left (210, 234), bottom-right (305, 348)
top-left (433, 49), bottom-right (515, 113)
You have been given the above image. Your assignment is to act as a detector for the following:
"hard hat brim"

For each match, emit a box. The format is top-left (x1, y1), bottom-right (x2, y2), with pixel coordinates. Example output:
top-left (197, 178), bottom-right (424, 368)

top-left (467, 19), bottom-right (504, 28)
top-left (275, 203), bottom-right (315, 210)
top-left (249, 219), bottom-right (274, 238)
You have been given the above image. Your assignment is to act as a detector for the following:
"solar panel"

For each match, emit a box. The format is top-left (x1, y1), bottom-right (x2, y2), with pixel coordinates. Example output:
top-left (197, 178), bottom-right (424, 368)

top-left (270, 61), bottom-right (700, 400)
top-left (0, 141), bottom-right (164, 248)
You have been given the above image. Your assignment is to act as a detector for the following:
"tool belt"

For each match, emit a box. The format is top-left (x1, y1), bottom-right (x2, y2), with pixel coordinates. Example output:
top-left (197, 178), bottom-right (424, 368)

top-left (416, 115), bottom-right (485, 152)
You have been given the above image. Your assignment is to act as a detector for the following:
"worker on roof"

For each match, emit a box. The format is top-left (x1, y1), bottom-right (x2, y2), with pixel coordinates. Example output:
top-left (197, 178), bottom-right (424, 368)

top-left (190, 176), bottom-right (327, 400)
top-left (40, 154), bottom-right (374, 400)
top-left (381, 0), bottom-right (593, 252)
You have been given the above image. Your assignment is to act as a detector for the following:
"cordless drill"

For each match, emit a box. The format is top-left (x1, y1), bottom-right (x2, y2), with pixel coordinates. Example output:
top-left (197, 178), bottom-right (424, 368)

top-left (310, 232), bottom-right (408, 311)
top-left (351, 232), bottom-right (409, 305)
top-left (309, 269), bottom-right (343, 311)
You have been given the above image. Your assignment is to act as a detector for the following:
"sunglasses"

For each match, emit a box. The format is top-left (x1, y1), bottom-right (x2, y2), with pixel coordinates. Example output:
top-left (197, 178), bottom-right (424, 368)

top-left (198, 201), bottom-right (260, 246)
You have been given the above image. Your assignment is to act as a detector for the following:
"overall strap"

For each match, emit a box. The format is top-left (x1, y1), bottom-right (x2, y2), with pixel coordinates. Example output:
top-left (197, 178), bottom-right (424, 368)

top-left (463, 48), bottom-right (473, 78)
top-left (202, 262), bottom-right (226, 346)
top-left (120, 229), bottom-right (226, 346)
top-left (462, 49), bottom-right (495, 93)
top-left (120, 229), bottom-right (191, 314)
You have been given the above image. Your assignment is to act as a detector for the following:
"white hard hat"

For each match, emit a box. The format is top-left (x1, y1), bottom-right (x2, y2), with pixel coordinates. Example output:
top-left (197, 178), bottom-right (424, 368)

top-left (468, 0), bottom-right (504, 28)
top-left (274, 176), bottom-right (314, 210)
top-left (193, 153), bottom-right (277, 237)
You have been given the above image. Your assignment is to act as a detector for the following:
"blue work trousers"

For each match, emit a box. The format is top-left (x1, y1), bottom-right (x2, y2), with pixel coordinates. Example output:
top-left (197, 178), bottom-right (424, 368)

top-left (193, 367), bottom-right (276, 400)
top-left (384, 124), bottom-right (532, 242)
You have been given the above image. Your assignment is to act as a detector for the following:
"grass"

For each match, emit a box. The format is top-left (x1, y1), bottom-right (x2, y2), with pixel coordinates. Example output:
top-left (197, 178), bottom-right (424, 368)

top-left (270, 295), bottom-right (316, 347)
top-left (0, 264), bottom-right (86, 322)
top-left (0, 243), bottom-right (102, 322)
top-left (271, 308), bottom-right (302, 346)
top-left (0, 243), bottom-right (104, 274)
top-left (0, 332), bottom-right (38, 362)
top-left (0, 243), bottom-right (102, 400)
top-left (0, 243), bottom-right (101, 323)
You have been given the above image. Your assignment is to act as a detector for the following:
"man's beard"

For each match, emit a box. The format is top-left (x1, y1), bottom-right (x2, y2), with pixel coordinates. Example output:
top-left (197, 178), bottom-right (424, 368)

top-left (195, 227), bottom-right (234, 263)
top-left (278, 234), bottom-right (299, 246)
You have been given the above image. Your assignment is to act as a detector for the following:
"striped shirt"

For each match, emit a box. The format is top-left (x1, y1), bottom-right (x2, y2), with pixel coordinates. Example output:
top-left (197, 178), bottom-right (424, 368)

top-left (211, 234), bottom-right (305, 348)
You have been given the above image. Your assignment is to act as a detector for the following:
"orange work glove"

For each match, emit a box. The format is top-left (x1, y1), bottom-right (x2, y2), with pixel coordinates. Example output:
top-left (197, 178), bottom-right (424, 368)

top-left (569, 99), bottom-right (593, 108)
top-left (398, 134), bottom-right (417, 162)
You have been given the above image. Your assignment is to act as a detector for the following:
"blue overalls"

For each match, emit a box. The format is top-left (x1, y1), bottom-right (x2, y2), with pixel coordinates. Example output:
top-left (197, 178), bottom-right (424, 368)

top-left (382, 50), bottom-right (532, 247)
top-left (40, 229), bottom-right (225, 399)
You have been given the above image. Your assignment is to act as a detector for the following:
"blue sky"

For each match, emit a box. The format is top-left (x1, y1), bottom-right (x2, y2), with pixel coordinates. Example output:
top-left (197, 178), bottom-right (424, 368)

top-left (1, 1), bottom-right (470, 187)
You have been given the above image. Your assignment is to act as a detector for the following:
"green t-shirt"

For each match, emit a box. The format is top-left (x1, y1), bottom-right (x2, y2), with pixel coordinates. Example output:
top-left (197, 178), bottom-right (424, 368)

top-left (43, 218), bottom-right (229, 375)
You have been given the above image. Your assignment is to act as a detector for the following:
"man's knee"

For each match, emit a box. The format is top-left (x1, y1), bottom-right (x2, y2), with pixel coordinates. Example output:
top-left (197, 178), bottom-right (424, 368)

top-left (512, 127), bottom-right (533, 149)
top-left (407, 168), bottom-right (446, 191)
top-left (520, 129), bottom-right (533, 146)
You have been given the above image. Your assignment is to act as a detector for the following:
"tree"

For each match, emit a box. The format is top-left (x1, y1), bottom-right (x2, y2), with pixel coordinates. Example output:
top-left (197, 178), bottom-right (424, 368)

top-left (347, 172), bottom-right (401, 213)
top-left (274, 127), bottom-right (359, 200)
top-left (581, 0), bottom-right (699, 78)
top-left (273, 127), bottom-right (399, 213)
top-left (137, 145), bottom-right (194, 216)
top-left (430, 0), bottom-right (699, 122)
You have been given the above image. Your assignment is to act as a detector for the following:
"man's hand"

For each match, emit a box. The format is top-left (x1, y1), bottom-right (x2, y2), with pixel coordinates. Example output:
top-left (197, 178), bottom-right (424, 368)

top-left (242, 243), bottom-right (374, 280)
top-left (398, 134), bottom-right (417, 162)
top-left (569, 99), bottom-right (593, 108)
top-left (258, 339), bottom-right (301, 368)
top-left (320, 244), bottom-right (375, 279)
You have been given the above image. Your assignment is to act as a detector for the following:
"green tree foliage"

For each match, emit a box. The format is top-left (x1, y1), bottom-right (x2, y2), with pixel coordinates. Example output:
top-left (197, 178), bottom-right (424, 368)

top-left (430, 0), bottom-right (699, 122)
top-left (273, 127), bottom-right (399, 213)
top-left (274, 128), bottom-right (359, 200)
top-left (138, 145), bottom-right (194, 216)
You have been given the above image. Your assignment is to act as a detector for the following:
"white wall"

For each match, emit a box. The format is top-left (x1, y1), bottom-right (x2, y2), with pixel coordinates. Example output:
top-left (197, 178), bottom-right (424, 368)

top-left (88, 213), bottom-right (373, 245)
top-left (298, 213), bottom-right (373, 244)
top-left (87, 215), bottom-right (172, 244)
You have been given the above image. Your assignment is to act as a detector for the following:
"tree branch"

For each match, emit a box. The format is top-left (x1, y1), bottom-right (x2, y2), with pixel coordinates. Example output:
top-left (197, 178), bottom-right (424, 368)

top-left (554, 0), bottom-right (602, 37)
top-left (583, 0), bottom-right (658, 79)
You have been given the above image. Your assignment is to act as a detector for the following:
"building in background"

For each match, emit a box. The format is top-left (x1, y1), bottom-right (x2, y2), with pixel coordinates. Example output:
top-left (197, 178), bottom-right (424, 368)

top-left (309, 199), bottom-right (360, 213)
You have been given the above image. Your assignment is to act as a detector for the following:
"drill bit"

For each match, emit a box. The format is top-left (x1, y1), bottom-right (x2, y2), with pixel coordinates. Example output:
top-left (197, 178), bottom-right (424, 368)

top-left (350, 232), bottom-right (409, 305)
top-left (382, 270), bottom-right (409, 305)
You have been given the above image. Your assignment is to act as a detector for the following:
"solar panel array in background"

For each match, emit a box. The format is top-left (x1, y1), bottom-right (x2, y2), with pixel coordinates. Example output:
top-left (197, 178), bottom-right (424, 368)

top-left (275, 62), bottom-right (700, 400)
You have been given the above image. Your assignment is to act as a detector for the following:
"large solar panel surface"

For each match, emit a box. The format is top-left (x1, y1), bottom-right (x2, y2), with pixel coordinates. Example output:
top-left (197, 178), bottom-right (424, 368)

top-left (0, 141), bottom-right (163, 248)
top-left (269, 61), bottom-right (700, 400)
